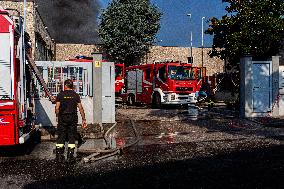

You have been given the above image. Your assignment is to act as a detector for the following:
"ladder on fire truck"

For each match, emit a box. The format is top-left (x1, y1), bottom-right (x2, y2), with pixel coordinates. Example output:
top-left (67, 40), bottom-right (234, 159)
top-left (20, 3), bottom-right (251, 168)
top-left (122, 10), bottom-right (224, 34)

top-left (26, 55), bottom-right (54, 101)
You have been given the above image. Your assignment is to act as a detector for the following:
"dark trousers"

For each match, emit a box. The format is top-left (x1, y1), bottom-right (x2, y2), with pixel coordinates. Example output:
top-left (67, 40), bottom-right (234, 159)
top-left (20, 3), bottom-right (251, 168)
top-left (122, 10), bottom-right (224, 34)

top-left (57, 114), bottom-right (78, 145)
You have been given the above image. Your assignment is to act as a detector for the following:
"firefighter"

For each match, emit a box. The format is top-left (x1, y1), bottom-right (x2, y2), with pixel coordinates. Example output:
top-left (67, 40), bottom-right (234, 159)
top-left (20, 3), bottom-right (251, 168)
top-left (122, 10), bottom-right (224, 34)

top-left (205, 79), bottom-right (215, 111)
top-left (200, 78), bottom-right (214, 110)
top-left (55, 79), bottom-right (87, 163)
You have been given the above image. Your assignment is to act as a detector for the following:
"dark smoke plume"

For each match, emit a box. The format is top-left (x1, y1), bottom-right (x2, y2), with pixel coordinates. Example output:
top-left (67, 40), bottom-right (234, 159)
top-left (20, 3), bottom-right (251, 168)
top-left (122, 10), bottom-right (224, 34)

top-left (35, 0), bottom-right (101, 44)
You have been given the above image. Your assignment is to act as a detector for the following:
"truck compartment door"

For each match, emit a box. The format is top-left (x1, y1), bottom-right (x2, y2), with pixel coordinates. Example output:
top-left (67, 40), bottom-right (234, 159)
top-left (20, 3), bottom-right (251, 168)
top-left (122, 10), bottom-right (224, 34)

top-left (136, 70), bottom-right (143, 93)
top-left (127, 70), bottom-right (137, 92)
top-left (0, 33), bottom-right (13, 100)
top-left (0, 114), bottom-right (16, 145)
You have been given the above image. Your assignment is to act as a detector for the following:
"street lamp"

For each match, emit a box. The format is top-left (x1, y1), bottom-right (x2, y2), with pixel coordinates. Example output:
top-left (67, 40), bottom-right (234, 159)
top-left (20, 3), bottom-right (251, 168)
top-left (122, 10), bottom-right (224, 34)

top-left (187, 13), bottom-right (193, 64)
top-left (201, 16), bottom-right (205, 67)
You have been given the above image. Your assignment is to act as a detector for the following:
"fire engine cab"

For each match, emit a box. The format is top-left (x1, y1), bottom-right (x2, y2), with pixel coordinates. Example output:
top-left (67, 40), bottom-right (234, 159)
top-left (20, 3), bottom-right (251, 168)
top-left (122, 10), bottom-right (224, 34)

top-left (122, 61), bottom-right (205, 108)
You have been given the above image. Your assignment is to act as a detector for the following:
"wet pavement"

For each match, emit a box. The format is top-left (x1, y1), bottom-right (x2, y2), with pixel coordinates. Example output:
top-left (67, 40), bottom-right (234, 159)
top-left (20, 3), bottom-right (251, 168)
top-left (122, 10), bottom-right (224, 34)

top-left (1, 104), bottom-right (284, 188)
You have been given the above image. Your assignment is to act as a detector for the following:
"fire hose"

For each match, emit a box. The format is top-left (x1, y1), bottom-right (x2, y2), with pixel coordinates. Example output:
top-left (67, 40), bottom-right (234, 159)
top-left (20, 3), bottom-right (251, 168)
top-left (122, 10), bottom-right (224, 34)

top-left (81, 118), bottom-right (140, 163)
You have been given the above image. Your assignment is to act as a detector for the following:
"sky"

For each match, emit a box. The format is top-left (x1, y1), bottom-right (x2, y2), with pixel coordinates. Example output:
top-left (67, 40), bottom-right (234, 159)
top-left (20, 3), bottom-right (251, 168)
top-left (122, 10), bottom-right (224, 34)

top-left (99, 0), bottom-right (227, 47)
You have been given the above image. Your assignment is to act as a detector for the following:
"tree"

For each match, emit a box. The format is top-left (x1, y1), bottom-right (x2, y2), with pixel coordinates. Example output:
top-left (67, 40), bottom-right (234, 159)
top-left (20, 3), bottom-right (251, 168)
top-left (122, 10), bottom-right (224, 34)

top-left (99, 0), bottom-right (161, 66)
top-left (206, 0), bottom-right (284, 66)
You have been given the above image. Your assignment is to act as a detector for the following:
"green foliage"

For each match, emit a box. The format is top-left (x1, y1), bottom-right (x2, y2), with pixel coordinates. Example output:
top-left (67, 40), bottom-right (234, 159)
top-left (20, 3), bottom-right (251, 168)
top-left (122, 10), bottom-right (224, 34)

top-left (206, 0), bottom-right (284, 65)
top-left (99, 0), bottom-right (161, 66)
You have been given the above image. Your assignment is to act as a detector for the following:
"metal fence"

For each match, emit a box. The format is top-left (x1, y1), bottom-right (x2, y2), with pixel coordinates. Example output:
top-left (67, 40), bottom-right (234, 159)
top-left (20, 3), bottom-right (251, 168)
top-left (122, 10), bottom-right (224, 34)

top-left (35, 61), bottom-right (93, 98)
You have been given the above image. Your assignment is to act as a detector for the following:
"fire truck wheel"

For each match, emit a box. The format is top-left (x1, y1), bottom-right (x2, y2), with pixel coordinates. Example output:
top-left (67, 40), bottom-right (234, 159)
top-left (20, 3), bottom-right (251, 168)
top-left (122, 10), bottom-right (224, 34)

top-left (127, 94), bottom-right (135, 106)
top-left (152, 93), bottom-right (162, 109)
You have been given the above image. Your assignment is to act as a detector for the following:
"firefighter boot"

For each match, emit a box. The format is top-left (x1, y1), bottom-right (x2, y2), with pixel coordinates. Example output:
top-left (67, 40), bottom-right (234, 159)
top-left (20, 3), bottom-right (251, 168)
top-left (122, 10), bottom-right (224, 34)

top-left (55, 147), bottom-right (65, 163)
top-left (67, 147), bottom-right (76, 163)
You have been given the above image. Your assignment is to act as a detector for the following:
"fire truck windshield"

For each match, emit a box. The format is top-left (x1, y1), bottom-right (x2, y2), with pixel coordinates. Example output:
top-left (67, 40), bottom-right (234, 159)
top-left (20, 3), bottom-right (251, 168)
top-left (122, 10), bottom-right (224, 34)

top-left (168, 66), bottom-right (194, 80)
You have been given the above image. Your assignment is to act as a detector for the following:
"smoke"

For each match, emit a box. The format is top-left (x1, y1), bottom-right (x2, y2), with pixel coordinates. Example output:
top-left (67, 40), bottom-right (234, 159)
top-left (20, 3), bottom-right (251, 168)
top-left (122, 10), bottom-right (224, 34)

top-left (35, 0), bottom-right (101, 44)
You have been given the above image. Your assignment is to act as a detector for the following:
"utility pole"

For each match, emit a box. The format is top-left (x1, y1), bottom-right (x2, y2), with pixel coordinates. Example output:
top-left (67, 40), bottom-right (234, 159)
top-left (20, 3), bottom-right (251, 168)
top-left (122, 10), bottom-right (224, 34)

top-left (187, 13), bottom-right (193, 64)
top-left (92, 52), bottom-right (103, 129)
top-left (201, 16), bottom-right (205, 67)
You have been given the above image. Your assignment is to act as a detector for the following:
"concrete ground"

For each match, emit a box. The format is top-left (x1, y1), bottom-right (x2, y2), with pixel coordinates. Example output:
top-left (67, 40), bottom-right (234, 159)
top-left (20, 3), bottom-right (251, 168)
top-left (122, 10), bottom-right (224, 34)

top-left (1, 103), bottom-right (284, 188)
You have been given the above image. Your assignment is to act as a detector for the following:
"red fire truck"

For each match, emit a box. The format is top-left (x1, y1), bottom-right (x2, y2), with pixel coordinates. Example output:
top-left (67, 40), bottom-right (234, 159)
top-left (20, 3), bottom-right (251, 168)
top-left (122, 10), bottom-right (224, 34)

top-left (0, 8), bottom-right (51, 146)
top-left (122, 61), bottom-right (205, 107)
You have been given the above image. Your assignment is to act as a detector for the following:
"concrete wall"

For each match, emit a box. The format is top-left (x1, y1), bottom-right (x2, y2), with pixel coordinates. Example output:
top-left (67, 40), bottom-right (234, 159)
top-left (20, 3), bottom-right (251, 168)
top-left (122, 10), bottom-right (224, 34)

top-left (0, 1), bottom-right (55, 60)
top-left (144, 46), bottom-right (224, 76)
top-left (271, 56), bottom-right (280, 117)
top-left (56, 43), bottom-right (104, 61)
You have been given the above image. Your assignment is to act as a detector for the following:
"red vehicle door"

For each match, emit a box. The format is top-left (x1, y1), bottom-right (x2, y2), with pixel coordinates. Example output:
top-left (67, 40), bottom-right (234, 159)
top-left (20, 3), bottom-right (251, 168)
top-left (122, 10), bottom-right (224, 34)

top-left (155, 65), bottom-right (168, 91)
top-left (141, 67), bottom-right (153, 104)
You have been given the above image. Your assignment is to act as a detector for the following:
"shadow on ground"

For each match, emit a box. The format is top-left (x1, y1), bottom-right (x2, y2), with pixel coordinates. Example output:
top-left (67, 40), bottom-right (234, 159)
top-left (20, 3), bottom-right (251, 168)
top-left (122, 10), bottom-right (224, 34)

top-left (0, 131), bottom-right (41, 157)
top-left (21, 144), bottom-right (284, 189)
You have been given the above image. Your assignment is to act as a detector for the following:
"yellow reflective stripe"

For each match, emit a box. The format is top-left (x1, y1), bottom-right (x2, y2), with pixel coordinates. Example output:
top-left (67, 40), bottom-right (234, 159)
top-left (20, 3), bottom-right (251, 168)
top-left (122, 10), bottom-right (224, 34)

top-left (68, 144), bottom-right (76, 148)
top-left (208, 100), bottom-right (214, 105)
top-left (56, 144), bottom-right (64, 148)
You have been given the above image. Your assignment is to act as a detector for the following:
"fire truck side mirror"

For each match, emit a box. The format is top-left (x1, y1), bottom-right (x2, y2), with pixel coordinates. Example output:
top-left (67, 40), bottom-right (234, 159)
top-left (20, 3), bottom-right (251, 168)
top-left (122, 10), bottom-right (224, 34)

top-left (121, 87), bottom-right (126, 94)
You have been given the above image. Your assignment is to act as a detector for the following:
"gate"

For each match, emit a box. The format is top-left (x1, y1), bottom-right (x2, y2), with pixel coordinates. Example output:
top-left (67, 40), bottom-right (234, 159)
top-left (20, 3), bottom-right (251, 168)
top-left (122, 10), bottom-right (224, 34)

top-left (35, 61), bottom-right (92, 97)
top-left (240, 56), bottom-right (279, 118)
top-left (252, 61), bottom-right (272, 113)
